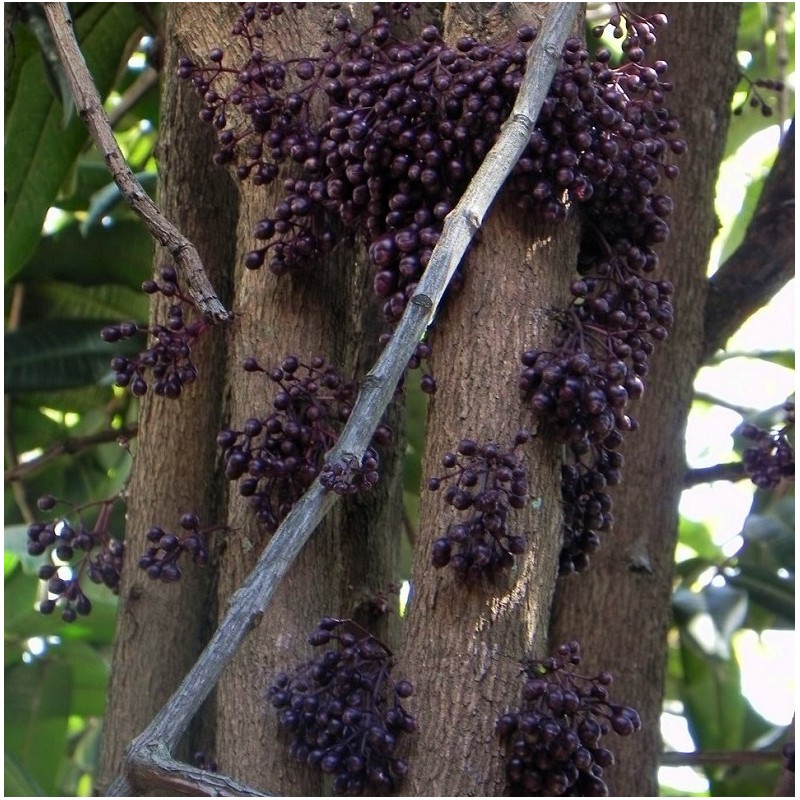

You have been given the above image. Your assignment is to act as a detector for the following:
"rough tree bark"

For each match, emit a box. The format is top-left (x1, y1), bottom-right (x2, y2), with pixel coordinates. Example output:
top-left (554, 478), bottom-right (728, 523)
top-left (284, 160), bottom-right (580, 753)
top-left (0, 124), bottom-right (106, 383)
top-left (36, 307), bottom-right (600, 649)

top-left (399, 4), bottom-right (581, 796)
top-left (165, 5), bottom-right (406, 795)
top-left (97, 6), bottom-right (239, 788)
top-left (549, 5), bottom-right (743, 796)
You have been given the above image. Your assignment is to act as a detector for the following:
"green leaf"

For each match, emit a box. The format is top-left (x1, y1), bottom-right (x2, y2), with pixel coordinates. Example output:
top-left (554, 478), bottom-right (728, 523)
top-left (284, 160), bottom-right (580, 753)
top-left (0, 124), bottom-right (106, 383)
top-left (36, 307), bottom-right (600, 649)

top-left (678, 517), bottom-right (722, 561)
top-left (20, 4), bottom-right (76, 127)
top-left (54, 157), bottom-right (116, 213)
top-left (15, 219), bottom-right (153, 289)
top-left (5, 642), bottom-right (25, 671)
top-left (53, 642), bottom-right (109, 718)
top-left (72, 718), bottom-right (103, 774)
top-left (5, 320), bottom-right (141, 393)
top-left (400, 378), bottom-right (428, 583)
top-left (23, 282), bottom-right (148, 323)
top-left (81, 171), bottom-right (158, 235)
top-left (710, 761), bottom-right (781, 797)
top-left (674, 556), bottom-right (716, 584)
top-left (5, 552), bottom-right (20, 578)
top-left (726, 565), bottom-right (795, 626)
top-left (4, 4), bottom-right (143, 280)
top-left (5, 659), bottom-right (72, 796)
top-left (673, 583), bottom-right (748, 659)
top-left (14, 384), bottom-right (122, 416)
top-left (4, 524), bottom-right (42, 576)
top-left (678, 630), bottom-right (746, 754)
top-left (7, 401), bottom-right (65, 456)
top-left (4, 561), bottom-right (41, 633)
top-left (740, 511), bottom-right (793, 545)
top-left (4, 749), bottom-right (46, 797)
top-left (720, 167), bottom-right (765, 264)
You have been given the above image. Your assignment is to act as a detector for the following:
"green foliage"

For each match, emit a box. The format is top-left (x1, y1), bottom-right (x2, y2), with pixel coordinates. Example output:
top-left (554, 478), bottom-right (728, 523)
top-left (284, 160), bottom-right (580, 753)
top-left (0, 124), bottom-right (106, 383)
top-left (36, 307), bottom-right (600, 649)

top-left (713, 4), bottom-right (795, 274)
top-left (726, 4), bottom-right (795, 159)
top-left (6, 320), bottom-right (142, 392)
top-left (18, 219), bottom-right (153, 291)
top-left (4, 4), bottom-right (144, 280)
top-left (4, 6), bottom-right (155, 793)
top-left (5, 656), bottom-right (72, 796)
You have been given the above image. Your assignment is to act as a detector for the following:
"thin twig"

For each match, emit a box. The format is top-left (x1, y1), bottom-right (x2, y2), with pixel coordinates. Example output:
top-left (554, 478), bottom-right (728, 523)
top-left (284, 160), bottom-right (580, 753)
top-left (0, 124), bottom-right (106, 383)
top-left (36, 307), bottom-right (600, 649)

top-left (107, 66), bottom-right (159, 128)
top-left (4, 424), bottom-right (138, 484)
top-left (660, 749), bottom-right (785, 767)
top-left (693, 391), bottom-right (757, 417)
top-left (106, 4), bottom-right (580, 795)
top-left (683, 461), bottom-right (747, 488)
top-left (43, 3), bottom-right (232, 324)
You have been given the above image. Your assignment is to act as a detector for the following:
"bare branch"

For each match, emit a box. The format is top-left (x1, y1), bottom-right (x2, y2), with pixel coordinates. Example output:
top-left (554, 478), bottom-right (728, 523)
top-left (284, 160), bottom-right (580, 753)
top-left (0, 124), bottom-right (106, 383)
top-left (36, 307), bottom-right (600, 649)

top-left (660, 749), bottom-right (785, 767)
top-left (4, 424), bottom-right (138, 485)
top-left (125, 743), bottom-right (269, 797)
top-left (107, 66), bottom-right (159, 128)
top-left (692, 390), bottom-right (757, 416)
top-left (702, 119), bottom-right (794, 362)
top-left (683, 460), bottom-right (747, 488)
top-left (106, 4), bottom-right (580, 793)
top-left (43, 3), bottom-right (232, 324)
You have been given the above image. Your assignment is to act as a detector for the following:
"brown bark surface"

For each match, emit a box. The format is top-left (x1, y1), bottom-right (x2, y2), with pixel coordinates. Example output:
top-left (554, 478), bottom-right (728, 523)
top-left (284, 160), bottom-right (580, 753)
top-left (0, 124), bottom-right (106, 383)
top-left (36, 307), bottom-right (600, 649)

top-left (549, 5), bottom-right (742, 796)
top-left (169, 6), bottom-right (407, 794)
top-left (97, 5), bottom-right (240, 789)
top-left (399, 206), bottom-right (578, 798)
top-left (399, 6), bottom-right (583, 793)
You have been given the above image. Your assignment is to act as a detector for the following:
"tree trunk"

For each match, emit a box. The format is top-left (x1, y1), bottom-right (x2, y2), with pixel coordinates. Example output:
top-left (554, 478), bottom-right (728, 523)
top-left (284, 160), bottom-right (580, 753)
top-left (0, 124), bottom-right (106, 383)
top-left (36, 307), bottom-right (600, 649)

top-left (157, 5), bottom-right (406, 794)
top-left (399, 5), bottom-right (582, 795)
top-left (99, 5), bottom-right (405, 793)
top-left (549, 5), bottom-right (742, 795)
top-left (97, 6), bottom-right (239, 788)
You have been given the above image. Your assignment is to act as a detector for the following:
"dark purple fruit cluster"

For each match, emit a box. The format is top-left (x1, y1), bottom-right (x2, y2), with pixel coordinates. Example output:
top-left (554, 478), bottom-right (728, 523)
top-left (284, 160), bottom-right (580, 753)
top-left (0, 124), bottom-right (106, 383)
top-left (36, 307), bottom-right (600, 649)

top-left (734, 74), bottom-right (785, 117)
top-left (179, 6), bottom-right (681, 336)
top-left (558, 454), bottom-right (617, 575)
top-left (101, 266), bottom-right (208, 399)
top-left (497, 640), bottom-right (641, 796)
top-left (268, 617), bottom-right (416, 795)
top-left (177, 4), bottom-right (538, 324)
top-left (427, 431), bottom-right (530, 584)
top-left (27, 496), bottom-right (124, 622)
top-left (193, 751), bottom-right (219, 773)
top-left (320, 447), bottom-right (381, 495)
top-left (137, 513), bottom-right (220, 582)
top-left (218, 355), bottom-right (392, 531)
top-left (739, 399), bottom-right (794, 490)
top-left (519, 10), bottom-right (683, 573)
top-left (388, 338), bottom-right (436, 395)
